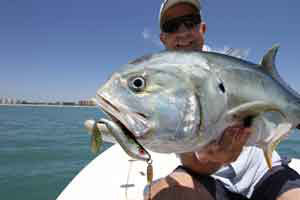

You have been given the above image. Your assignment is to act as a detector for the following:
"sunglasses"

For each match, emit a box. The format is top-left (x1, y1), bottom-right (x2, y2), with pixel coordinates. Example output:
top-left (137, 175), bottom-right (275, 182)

top-left (162, 14), bottom-right (202, 33)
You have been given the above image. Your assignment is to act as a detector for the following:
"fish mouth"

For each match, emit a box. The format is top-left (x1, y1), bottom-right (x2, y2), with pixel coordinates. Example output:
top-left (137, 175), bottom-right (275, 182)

top-left (95, 94), bottom-right (152, 140)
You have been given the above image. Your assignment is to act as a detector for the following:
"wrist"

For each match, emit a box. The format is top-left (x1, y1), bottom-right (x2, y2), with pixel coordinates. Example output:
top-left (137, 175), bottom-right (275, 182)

top-left (179, 152), bottom-right (223, 175)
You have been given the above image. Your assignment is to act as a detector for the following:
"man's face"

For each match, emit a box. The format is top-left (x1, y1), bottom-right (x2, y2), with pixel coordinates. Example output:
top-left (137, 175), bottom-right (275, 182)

top-left (160, 3), bottom-right (206, 50)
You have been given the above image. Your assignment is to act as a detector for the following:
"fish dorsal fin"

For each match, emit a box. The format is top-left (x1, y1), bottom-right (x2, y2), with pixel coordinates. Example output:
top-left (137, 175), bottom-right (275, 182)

top-left (260, 45), bottom-right (300, 100)
top-left (260, 44), bottom-right (280, 79)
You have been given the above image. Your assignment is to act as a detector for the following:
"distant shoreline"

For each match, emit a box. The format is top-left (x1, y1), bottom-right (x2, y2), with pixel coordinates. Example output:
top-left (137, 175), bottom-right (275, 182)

top-left (0, 104), bottom-right (97, 108)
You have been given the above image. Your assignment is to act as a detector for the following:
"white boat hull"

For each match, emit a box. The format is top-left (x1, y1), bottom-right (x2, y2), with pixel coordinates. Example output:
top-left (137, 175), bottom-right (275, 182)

top-left (57, 144), bottom-right (300, 200)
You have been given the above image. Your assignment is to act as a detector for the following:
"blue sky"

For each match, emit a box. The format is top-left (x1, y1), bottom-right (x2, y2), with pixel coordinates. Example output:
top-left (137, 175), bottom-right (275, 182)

top-left (1, 0), bottom-right (300, 102)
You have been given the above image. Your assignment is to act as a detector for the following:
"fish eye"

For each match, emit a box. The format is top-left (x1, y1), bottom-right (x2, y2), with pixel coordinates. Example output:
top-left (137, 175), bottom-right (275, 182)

top-left (129, 76), bottom-right (146, 92)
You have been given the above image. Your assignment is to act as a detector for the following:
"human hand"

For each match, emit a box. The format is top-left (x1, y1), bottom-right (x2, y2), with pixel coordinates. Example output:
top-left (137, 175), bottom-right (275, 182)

top-left (179, 126), bottom-right (252, 175)
top-left (196, 126), bottom-right (252, 165)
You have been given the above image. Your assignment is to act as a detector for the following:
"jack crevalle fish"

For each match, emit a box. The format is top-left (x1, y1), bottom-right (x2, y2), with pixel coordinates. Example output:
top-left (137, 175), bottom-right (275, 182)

top-left (85, 45), bottom-right (300, 167)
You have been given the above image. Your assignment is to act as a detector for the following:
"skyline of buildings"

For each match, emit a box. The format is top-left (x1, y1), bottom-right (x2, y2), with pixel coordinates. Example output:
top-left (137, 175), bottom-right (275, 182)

top-left (0, 97), bottom-right (96, 106)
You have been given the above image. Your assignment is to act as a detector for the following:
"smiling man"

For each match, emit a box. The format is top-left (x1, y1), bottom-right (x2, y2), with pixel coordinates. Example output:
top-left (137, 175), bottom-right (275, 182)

top-left (144, 0), bottom-right (300, 200)
top-left (159, 1), bottom-right (205, 50)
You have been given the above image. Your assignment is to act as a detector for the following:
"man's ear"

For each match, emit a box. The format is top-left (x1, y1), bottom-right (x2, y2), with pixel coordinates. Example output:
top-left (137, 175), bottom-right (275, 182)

top-left (160, 33), bottom-right (167, 45)
top-left (199, 22), bottom-right (206, 34)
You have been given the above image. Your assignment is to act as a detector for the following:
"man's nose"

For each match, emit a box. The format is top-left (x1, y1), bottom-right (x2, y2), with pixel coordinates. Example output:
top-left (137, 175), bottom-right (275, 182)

top-left (176, 23), bottom-right (191, 34)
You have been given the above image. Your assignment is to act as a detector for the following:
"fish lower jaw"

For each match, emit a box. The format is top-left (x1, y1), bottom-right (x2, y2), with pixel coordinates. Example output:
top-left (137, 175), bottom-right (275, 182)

top-left (106, 111), bottom-right (151, 141)
top-left (95, 94), bottom-right (151, 139)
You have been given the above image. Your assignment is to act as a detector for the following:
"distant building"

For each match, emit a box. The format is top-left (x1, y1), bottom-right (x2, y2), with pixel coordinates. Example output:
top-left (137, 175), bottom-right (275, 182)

top-left (4, 98), bottom-right (9, 104)
top-left (21, 100), bottom-right (28, 104)
top-left (10, 98), bottom-right (16, 104)
top-left (62, 102), bottom-right (76, 106)
top-left (78, 99), bottom-right (96, 106)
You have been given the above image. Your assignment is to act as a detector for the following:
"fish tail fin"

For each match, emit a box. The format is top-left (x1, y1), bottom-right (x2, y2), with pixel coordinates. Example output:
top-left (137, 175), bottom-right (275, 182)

top-left (260, 122), bottom-right (292, 169)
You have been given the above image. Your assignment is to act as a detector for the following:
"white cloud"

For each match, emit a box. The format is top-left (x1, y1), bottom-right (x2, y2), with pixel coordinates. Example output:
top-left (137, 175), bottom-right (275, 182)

top-left (142, 28), bottom-right (151, 39)
top-left (141, 28), bottom-right (163, 48)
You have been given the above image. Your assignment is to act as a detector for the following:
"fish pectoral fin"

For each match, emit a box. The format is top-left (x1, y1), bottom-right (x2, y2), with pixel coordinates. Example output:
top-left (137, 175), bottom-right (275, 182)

top-left (225, 101), bottom-right (284, 126)
top-left (260, 122), bottom-right (292, 169)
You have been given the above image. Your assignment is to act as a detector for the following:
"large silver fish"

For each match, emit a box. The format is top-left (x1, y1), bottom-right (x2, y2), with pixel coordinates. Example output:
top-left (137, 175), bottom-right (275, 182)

top-left (85, 45), bottom-right (300, 167)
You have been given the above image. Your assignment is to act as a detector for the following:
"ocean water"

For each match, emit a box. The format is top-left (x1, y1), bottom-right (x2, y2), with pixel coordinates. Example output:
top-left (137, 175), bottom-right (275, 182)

top-left (0, 106), bottom-right (300, 200)
top-left (0, 106), bottom-right (112, 200)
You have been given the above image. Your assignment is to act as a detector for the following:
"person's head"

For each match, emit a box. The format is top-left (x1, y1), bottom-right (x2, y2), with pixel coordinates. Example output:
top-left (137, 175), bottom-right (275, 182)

top-left (159, 0), bottom-right (206, 50)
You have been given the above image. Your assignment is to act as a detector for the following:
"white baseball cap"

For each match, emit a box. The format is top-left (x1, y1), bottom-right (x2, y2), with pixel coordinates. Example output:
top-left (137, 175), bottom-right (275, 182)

top-left (159, 0), bottom-right (201, 29)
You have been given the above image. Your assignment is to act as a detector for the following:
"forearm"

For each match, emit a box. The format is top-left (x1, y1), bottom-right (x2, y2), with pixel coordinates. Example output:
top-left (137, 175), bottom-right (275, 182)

top-left (144, 170), bottom-right (215, 200)
top-left (277, 188), bottom-right (300, 200)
